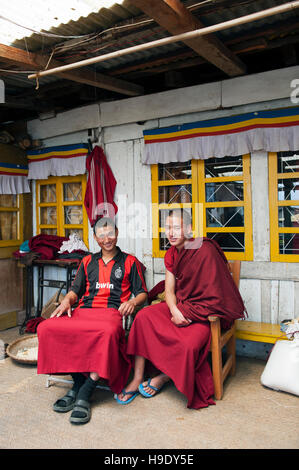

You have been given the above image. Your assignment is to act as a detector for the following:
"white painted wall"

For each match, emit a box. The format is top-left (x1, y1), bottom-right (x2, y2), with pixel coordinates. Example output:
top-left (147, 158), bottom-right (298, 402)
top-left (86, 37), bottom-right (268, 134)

top-left (27, 66), bottom-right (299, 323)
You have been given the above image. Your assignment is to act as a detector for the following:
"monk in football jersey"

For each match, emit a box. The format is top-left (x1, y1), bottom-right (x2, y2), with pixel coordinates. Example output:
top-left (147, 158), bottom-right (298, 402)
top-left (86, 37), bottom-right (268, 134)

top-left (117, 209), bottom-right (245, 409)
top-left (37, 217), bottom-right (147, 424)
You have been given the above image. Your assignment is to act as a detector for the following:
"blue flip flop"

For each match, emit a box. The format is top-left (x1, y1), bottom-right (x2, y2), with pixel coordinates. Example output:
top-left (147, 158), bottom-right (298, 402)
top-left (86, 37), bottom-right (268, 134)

top-left (138, 378), bottom-right (161, 398)
top-left (115, 389), bottom-right (139, 405)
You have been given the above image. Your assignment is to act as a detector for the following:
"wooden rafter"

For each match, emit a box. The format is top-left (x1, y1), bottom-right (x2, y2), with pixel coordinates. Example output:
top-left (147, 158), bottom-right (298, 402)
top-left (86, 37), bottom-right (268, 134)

top-left (128, 0), bottom-right (246, 76)
top-left (0, 44), bottom-right (144, 97)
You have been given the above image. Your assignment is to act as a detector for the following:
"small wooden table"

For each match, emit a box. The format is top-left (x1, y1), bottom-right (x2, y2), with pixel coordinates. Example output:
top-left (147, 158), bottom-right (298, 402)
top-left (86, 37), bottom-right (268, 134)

top-left (20, 258), bottom-right (80, 334)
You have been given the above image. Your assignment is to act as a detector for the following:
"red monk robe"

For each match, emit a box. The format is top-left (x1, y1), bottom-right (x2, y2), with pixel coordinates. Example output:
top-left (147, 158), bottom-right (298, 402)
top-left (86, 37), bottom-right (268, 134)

top-left (127, 237), bottom-right (246, 409)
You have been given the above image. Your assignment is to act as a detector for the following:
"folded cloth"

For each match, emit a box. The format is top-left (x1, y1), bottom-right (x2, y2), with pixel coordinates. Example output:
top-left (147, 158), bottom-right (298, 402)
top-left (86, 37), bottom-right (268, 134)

top-left (19, 240), bottom-right (30, 253)
top-left (57, 252), bottom-right (90, 260)
top-left (13, 251), bottom-right (40, 265)
top-left (29, 234), bottom-right (68, 260)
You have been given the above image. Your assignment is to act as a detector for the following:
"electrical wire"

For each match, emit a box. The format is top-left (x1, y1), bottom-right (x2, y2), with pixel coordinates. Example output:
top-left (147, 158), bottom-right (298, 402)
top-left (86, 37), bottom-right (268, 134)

top-left (0, 68), bottom-right (37, 73)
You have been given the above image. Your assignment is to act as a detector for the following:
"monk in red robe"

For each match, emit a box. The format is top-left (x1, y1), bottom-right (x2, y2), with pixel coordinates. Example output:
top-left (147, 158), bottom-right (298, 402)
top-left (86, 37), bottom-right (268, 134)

top-left (117, 209), bottom-right (246, 409)
top-left (37, 217), bottom-right (147, 424)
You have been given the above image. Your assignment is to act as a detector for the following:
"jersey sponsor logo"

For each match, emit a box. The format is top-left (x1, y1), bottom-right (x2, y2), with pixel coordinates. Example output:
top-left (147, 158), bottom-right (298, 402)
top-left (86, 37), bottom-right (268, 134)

top-left (114, 266), bottom-right (122, 279)
top-left (96, 281), bottom-right (114, 289)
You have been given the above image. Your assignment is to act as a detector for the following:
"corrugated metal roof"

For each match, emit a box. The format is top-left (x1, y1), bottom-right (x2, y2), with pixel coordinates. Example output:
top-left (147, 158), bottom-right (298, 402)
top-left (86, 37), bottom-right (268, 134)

top-left (0, 0), bottom-right (140, 49)
top-left (1, 0), bottom-right (298, 123)
top-left (3, 0), bottom-right (297, 54)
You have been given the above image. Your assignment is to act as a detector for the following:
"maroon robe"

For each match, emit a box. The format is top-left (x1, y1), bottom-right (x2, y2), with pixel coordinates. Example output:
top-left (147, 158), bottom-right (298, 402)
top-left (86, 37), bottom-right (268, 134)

top-left (166, 237), bottom-right (246, 328)
top-left (127, 238), bottom-right (246, 409)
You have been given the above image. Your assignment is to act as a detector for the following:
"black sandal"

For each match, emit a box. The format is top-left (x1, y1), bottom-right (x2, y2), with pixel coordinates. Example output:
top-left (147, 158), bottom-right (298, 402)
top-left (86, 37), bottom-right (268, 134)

top-left (53, 389), bottom-right (77, 413)
top-left (69, 399), bottom-right (91, 425)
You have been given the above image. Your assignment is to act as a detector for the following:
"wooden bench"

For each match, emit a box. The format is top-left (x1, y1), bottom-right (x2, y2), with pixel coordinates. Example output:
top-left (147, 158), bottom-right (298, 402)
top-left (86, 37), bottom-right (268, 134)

top-left (235, 320), bottom-right (288, 344)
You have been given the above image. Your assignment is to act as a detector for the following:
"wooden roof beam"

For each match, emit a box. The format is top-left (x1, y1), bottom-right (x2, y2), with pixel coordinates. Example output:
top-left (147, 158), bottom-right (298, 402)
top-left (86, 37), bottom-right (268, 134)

top-left (128, 0), bottom-right (246, 77)
top-left (0, 44), bottom-right (144, 97)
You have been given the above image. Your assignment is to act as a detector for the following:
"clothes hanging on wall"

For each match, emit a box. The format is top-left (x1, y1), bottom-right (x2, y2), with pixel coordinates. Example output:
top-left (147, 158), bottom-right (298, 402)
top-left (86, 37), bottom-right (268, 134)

top-left (84, 145), bottom-right (118, 226)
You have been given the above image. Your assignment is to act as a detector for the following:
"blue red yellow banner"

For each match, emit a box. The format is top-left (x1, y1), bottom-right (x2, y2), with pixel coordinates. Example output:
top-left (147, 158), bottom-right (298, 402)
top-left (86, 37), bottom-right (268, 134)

top-left (27, 143), bottom-right (89, 163)
top-left (143, 107), bottom-right (299, 144)
top-left (0, 162), bottom-right (29, 176)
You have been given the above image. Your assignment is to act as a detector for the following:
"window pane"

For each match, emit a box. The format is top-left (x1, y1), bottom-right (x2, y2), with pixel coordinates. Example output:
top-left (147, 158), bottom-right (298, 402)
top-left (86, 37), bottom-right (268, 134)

top-left (159, 184), bottom-right (192, 204)
top-left (64, 205), bottom-right (83, 225)
top-left (0, 194), bottom-right (17, 207)
top-left (63, 182), bottom-right (82, 202)
top-left (206, 207), bottom-right (244, 227)
top-left (205, 156), bottom-right (243, 178)
top-left (278, 178), bottom-right (299, 201)
top-left (40, 228), bottom-right (57, 235)
top-left (205, 181), bottom-right (243, 202)
top-left (159, 232), bottom-right (171, 251)
top-left (40, 184), bottom-right (56, 203)
top-left (158, 161), bottom-right (191, 180)
top-left (277, 151), bottom-right (299, 173)
top-left (279, 233), bottom-right (299, 254)
top-left (65, 228), bottom-right (83, 239)
top-left (278, 206), bottom-right (299, 227)
top-left (206, 232), bottom-right (245, 252)
top-left (40, 207), bottom-right (57, 225)
top-left (0, 212), bottom-right (17, 240)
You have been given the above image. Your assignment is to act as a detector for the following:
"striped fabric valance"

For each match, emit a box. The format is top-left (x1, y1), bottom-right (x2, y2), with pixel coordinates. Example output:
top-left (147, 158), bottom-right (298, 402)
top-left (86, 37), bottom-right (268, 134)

top-left (143, 107), bottom-right (299, 164)
top-left (0, 163), bottom-right (30, 194)
top-left (27, 143), bottom-right (89, 179)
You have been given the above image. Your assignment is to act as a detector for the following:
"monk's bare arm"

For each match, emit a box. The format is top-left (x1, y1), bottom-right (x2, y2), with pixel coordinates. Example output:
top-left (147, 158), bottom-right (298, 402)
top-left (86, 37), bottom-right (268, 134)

top-left (50, 290), bottom-right (78, 318)
top-left (165, 269), bottom-right (177, 311)
top-left (165, 270), bottom-right (191, 326)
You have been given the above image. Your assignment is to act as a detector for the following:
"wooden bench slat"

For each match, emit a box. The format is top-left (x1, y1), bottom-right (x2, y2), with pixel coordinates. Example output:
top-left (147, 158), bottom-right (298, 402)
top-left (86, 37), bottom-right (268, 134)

top-left (235, 320), bottom-right (288, 344)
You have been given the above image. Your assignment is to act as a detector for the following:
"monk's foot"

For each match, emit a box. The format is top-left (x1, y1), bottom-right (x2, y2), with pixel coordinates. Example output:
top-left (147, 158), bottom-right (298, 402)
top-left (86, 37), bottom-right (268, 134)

top-left (116, 379), bottom-right (141, 403)
top-left (140, 374), bottom-right (170, 397)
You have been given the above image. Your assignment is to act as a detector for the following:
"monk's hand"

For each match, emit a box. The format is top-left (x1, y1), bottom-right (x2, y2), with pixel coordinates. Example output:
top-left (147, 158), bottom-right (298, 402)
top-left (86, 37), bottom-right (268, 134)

top-left (50, 300), bottom-right (72, 318)
top-left (118, 299), bottom-right (136, 317)
top-left (170, 306), bottom-right (192, 327)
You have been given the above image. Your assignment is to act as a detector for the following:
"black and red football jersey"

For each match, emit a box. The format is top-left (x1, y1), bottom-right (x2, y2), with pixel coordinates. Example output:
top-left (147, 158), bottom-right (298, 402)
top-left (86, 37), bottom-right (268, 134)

top-left (70, 247), bottom-right (147, 309)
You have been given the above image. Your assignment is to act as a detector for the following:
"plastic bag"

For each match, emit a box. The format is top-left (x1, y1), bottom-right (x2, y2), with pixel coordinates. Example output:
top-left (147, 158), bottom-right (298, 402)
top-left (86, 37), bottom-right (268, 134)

top-left (260, 323), bottom-right (299, 396)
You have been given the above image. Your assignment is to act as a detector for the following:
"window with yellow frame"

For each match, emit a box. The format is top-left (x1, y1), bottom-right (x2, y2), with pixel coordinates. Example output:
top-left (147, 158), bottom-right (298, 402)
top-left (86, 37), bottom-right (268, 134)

top-left (269, 151), bottom-right (299, 262)
top-left (0, 194), bottom-right (23, 247)
top-left (151, 154), bottom-right (253, 261)
top-left (36, 175), bottom-right (89, 248)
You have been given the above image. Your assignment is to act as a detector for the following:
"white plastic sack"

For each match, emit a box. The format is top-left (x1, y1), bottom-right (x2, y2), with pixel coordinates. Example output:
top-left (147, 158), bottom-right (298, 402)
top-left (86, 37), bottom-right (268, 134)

top-left (260, 329), bottom-right (299, 397)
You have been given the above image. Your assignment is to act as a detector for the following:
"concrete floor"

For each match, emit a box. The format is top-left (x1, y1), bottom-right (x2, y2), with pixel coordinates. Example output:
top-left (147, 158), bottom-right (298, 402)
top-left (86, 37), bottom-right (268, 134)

top-left (1, 326), bottom-right (298, 450)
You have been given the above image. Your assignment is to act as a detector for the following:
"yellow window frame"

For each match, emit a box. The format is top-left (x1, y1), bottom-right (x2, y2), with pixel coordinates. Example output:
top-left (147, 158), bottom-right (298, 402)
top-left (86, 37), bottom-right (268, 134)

top-left (268, 152), bottom-right (299, 262)
top-left (36, 175), bottom-right (89, 248)
top-left (0, 194), bottom-right (23, 247)
top-left (151, 155), bottom-right (253, 260)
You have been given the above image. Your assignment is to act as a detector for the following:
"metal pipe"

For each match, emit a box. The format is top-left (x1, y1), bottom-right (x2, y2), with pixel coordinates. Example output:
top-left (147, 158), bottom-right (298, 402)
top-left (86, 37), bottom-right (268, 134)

top-left (28, 1), bottom-right (299, 81)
